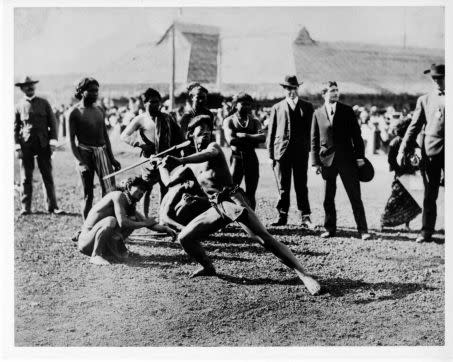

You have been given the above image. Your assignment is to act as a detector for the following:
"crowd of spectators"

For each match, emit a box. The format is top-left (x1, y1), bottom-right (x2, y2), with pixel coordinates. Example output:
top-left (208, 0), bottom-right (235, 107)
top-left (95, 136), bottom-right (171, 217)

top-left (52, 96), bottom-right (414, 156)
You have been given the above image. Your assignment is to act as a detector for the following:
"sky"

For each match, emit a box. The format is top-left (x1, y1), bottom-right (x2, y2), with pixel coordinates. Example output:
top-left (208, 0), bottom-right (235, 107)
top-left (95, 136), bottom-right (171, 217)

top-left (14, 6), bottom-right (445, 76)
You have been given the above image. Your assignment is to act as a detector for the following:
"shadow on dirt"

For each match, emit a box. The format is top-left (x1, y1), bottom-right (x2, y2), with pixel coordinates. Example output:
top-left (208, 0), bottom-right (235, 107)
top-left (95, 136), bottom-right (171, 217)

top-left (217, 273), bottom-right (301, 286)
top-left (321, 277), bottom-right (438, 303)
top-left (125, 251), bottom-right (250, 269)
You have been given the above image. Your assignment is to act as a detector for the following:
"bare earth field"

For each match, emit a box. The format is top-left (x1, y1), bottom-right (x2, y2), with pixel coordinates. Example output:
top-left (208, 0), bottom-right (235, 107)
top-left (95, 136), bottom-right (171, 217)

top-left (14, 144), bottom-right (444, 346)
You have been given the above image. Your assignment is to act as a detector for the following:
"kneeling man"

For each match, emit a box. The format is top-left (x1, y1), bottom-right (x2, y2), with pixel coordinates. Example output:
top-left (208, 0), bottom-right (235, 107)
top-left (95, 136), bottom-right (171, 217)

top-left (163, 115), bottom-right (321, 295)
top-left (77, 176), bottom-right (176, 265)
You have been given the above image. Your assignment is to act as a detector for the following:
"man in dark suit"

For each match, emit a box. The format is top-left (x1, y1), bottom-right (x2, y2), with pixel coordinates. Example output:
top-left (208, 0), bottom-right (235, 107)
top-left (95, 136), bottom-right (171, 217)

top-left (14, 76), bottom-right (62, 216)
top-left (397, 64), bottom-right (445, 243)
top-left (267, 75), bottom-right (314, 227)
top-left (311, 81), bottom-right (370, 240)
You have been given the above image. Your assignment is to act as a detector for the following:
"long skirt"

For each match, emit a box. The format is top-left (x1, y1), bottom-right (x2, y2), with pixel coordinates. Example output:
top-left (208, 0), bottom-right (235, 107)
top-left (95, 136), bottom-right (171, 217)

top-left (380, 178), bottom-right (422, 227)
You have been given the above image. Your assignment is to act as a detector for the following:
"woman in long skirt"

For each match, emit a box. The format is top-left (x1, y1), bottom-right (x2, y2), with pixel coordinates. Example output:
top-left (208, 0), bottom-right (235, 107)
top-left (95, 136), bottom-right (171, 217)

top-left (380, 118), bottom-right (422, 230)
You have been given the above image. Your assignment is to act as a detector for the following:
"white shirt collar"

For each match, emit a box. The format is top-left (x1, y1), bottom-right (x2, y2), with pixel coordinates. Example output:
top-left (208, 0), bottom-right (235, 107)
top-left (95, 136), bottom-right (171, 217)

top-left (325, 102), bottom-right (337, 112)
top-left (286, 97), bottom-right (299, 110)
top-left (25, 95), bottom-right (36, 101)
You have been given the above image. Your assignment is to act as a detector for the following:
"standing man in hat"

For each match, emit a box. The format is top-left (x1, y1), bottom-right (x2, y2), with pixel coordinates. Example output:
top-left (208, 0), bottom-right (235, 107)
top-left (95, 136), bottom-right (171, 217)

top-left (68, 77), bottom-right (121, 219)
top-left (223, 92), bottom-right (265, 210)
top-left (397, 64), bottom-right (445, 243)
top-left (14, 76), bottom-right (62, 215)
top-left (311, 81), bottom-right (370, 240)
top-left (267, 75), bottom-right (314, 227)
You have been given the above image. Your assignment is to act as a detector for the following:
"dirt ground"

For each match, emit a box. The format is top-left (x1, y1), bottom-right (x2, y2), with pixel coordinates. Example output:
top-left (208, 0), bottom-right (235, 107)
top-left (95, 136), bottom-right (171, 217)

top-left (14, 145), bottom-right (444, 346)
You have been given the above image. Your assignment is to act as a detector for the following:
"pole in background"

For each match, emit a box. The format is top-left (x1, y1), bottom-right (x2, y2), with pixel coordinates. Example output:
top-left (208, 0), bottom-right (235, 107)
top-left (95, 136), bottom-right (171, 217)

top-left (169, 22), bottom-right (176, 110)
top-left (216, 35), bottom-right (222, 91)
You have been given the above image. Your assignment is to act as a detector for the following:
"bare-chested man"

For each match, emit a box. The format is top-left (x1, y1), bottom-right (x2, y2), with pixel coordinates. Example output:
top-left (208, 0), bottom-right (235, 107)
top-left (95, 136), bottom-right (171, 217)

top-left (158, 166), bottom-right (211, 232)
top-left (77, 176), bottom-right (176, 265)
top-left (68, 77), bottom-right (121, 219)
top-left (120, 88), bottom-right (183, 216)
top-left (162, 115), bottom-right (321, 295)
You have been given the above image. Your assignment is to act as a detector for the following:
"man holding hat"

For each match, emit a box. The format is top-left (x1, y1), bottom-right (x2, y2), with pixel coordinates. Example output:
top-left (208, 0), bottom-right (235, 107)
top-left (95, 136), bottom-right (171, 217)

top-left (311, 81), bottom-right (370, 240)
top-left (397, 64), bottom-right (445, 243)
top-left (223, 92), bottom-right (265, 210)
top-left (267, 75), bottom-right (314, 227)
top-left (14, 76), bottom-right (62, 215)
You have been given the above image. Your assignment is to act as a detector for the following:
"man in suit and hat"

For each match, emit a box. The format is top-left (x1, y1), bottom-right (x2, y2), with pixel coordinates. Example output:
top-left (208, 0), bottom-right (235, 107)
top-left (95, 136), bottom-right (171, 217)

top-left (14, 76), bottom-right (62, 215)
top-left (397, 64), bottom-right (445, 243)
top-left (311, 81), bottom-right (370, 240)
top-left (267, 75), bottom-right (314, 227)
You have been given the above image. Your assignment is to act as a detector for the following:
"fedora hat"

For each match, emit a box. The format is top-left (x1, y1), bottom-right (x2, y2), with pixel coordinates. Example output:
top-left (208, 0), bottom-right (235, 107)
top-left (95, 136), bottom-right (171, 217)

top-left (279, 75), bottom-right (302, 88)
top-left (358, 158), bottom-right (374, 182)
top-left (15, 76), bottom-right (39, 87)
top-left (423, 64), bottom-right (444, 77)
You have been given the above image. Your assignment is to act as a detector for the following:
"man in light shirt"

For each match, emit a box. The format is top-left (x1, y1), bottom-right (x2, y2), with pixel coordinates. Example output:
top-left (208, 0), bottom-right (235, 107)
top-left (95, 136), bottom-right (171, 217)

top-left (267, 75), bottom-right (314, 228)
top-left (14, 76), bottom-right (62, 215)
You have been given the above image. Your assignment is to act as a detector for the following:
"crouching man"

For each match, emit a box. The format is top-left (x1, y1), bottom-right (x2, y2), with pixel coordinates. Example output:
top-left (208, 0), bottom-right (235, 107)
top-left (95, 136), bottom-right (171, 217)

top-left (76, 176), bottom-right (176, 265)
top-left (159, 165), bottom-right (212, 232)
top-left (162, 115), bottom-right (321, 295)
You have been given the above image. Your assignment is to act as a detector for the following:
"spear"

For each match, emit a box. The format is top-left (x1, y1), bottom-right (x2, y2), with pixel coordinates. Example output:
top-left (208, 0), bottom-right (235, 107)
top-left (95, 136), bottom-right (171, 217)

top-left (103, 140), bottom-right (191, 180)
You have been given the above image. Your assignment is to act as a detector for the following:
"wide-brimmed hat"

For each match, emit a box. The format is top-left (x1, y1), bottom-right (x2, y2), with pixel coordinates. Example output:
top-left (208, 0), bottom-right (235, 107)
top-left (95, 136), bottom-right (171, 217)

top-left (358, 158), bottom-right (374, 182)
top-left (279, 75), bottom-right (302, 88)
top-left (423, 64), bottom-right (445, 77)
top-left (15, 76), bottom-right (39, 87)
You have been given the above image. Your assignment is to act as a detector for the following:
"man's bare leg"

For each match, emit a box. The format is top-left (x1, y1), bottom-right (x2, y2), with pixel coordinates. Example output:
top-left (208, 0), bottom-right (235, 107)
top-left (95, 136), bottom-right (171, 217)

top-left (237, 209), bottom-right (321, 295)
top-left (177, 208), bottom-right (228, 277)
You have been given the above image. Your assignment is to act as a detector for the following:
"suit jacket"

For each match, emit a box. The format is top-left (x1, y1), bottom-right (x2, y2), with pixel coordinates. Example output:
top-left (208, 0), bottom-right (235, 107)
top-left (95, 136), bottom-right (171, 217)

top-left (14, 96), bottom-right (57, 148)
top-left (311, 101), bottom-right (365, 167)
top-left (399, 92), bottom-right (444, 157)
top-left (266, 98), bottom-right (314, 161)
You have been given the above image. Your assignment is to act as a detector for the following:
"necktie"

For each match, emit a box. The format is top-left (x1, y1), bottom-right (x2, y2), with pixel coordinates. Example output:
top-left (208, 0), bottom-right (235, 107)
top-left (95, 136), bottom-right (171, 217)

top-left (330, 108), bottom-right (334, 117)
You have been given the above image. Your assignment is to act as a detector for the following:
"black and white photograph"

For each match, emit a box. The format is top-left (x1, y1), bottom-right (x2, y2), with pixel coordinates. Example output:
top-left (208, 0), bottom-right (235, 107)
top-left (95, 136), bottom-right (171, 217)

top-left (3, 0), bottom-right (451, 359)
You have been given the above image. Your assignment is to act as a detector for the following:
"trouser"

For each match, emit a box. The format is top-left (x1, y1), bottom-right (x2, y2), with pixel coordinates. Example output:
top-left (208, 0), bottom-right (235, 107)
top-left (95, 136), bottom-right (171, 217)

top-left (19, 143), bottom-right (58, 212)
top-left (78, 145), bottom-right (115, 219)
top-left (230, 150), bottom-right (259, 209)
top-left (322, 154), bottom-right (368, 233)
top-left (421, 151), bottom-right (444, 238)
top-left (272, 148), bottom-right (310, 215)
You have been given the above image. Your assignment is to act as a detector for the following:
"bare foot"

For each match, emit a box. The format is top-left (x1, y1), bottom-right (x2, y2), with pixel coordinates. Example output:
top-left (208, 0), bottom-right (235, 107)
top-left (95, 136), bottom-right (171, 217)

top-left (190, 266), bottom-right (216, 278)
top-left (295, 271), bottom-right (321, 295)
top-left (90, 255), bottom-right (111, 265)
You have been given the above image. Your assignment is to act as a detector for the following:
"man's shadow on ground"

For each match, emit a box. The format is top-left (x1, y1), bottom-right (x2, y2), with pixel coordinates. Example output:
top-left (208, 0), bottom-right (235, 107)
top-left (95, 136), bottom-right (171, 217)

top-left (217, 274), bottom-right (438, 302)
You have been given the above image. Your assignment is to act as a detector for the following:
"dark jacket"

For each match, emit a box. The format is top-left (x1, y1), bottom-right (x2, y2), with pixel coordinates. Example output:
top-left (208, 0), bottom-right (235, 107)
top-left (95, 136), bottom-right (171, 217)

top-left (14, 96), bottom-right (57, 148)
top-left (266, 98), bottom-right (314, 161)
top-left (311, 101), bottom-right (365, 167)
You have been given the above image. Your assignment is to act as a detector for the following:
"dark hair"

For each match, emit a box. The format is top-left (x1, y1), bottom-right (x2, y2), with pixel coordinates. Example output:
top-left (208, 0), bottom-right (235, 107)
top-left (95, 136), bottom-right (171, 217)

top-left (321, 81), bottom-right (338, 95)
top-left (187, 82), bottom-right (208, 97)
top-left (74, 77), bottom-right (100, 100)
top-left (232, 92), bottom-right (254, 107)
top-left (394, 118), bottom-right (411, 138)
top-left (187, 115), bottom-right (213, 134)
top-left (117, 176), bottom-right (149, 192)
top-left (141, 88), bottom-right (161, 103)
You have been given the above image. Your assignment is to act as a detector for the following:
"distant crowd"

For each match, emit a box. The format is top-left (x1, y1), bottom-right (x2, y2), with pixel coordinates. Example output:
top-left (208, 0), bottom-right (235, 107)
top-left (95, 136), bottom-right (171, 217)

top-left (53, 96), bottom-right (415, 157)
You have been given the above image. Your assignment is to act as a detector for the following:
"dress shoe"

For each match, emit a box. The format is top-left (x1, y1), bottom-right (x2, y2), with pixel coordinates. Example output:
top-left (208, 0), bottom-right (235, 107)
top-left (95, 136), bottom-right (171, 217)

top-left (360, 233), bottom-right (371, 241)
top-left (321, 231), bottom-right (335, 238)
top-left (416, 235), bottom-right (432, 243)
top-left (301, 215), bottom-right (315, 230)
top-left (19, 209), bottom-right (31, 216)
top-left (271, 214), bottom-right (287, 226)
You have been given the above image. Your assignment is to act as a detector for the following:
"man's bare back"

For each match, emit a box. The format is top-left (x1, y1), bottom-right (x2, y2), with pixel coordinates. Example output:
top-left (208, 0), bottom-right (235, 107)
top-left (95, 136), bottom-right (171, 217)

top-left (82, 191), bottom-right (128, 230)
